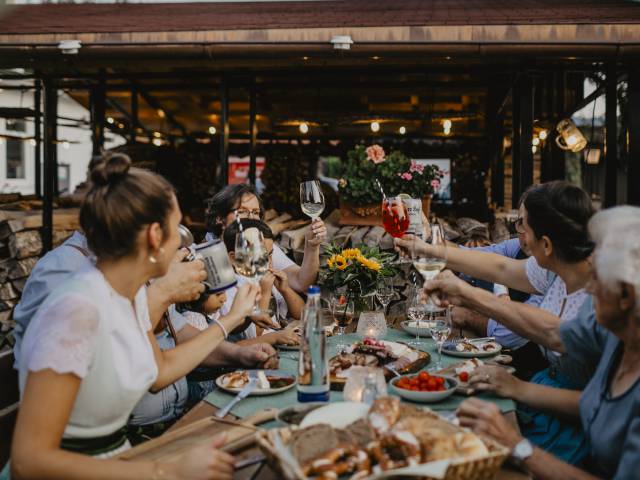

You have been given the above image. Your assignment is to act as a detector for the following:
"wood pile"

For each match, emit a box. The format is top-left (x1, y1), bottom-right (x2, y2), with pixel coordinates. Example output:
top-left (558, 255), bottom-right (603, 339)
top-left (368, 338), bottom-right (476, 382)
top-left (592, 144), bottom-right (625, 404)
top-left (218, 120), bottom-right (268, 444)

top-left (0, 204), bottom-right (79, 349)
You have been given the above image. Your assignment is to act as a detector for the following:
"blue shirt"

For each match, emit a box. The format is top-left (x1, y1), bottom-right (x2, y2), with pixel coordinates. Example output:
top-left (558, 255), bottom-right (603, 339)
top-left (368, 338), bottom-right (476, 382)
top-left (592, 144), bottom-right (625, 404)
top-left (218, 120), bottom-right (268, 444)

top-left (560, 296), bottom-right (640, 479)
top-left (465, 238), bottom-right (543, 349)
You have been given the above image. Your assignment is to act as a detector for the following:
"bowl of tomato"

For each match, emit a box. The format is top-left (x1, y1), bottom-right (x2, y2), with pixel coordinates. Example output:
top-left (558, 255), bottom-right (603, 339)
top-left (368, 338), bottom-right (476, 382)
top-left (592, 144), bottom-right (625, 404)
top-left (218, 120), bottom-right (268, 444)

top-left (389, 371), bottom-right (458, 403)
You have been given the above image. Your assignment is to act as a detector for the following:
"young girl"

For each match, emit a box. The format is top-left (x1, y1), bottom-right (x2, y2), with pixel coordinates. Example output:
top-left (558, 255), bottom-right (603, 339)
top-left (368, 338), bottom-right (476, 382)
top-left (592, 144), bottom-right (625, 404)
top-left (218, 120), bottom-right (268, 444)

top-left (8, 154), bottom-right (259, 480)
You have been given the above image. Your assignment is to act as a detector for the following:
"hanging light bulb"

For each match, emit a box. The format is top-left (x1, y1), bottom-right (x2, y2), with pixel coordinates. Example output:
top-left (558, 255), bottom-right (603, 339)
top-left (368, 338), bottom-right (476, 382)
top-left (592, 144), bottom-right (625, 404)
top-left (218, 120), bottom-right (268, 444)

top-left (443, 119), bottom-right (452, 130)
top-left (532, 137), bottom-right (540, 146)
top-left (152, 138), bottom-right (163, 147)
top-left (107, 117), bottom-right (115, 124)
top-left (208, 126), bottom-right (217, 135)
top-left (153, 131), bottom-right (162, 138)
top-left (538, 129), bottom-right (548, 141)
top-left (532, 145), bottom-right (537, 154)
top-left (399, 126), bottom-right (406, 135)
top-left (299, 122), bottom-right (309, 134)
top-left (157, 109), bottom-right (165, 118)
top-left (371, 121), bottom-right (380, 133)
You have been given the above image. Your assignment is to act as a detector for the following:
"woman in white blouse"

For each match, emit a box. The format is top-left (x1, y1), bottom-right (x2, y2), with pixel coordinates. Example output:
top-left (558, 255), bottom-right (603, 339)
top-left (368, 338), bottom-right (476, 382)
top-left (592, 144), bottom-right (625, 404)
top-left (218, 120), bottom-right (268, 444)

top-left (9, 154), bottom-right (259, 480)
top-left (396, 180), bottom-right (595, 464)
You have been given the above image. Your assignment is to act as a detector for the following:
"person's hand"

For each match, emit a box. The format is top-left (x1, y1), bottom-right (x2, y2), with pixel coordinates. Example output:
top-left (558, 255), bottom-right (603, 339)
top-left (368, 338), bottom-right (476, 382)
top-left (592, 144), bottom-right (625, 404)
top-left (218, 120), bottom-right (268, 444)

top-left (238, 343), bottom-right (279, 369)
top-left (153, 249), bottom-right (207, 303)
top-left (393, 234), bottom-right (432, 259)
top-left (273, 325), bottom-right (301, 346)
top-left (468, 365), bottom-right (522, 399)
top-left (170, 432), bottom-right (235, 479)
top-left (271, 269), bottom-right (290, 292)
top-left (456, 398), bottom-right (523, 450)
top-left (259, 271), bottom-right (276, 295)
top-left (306, 218), bottom-right (327, 248)
top-left (226, 283), bottom-right (261, 329)
top-left (422, 270), bottom-right (473, 308)
top-left (249, 312), bottom-right (281, 330)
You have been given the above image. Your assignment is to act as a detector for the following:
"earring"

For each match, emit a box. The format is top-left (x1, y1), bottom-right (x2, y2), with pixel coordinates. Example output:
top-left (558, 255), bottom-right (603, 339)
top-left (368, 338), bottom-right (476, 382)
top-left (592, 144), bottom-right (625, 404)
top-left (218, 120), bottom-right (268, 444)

top-left (149, 255), bottom-right (158, 264)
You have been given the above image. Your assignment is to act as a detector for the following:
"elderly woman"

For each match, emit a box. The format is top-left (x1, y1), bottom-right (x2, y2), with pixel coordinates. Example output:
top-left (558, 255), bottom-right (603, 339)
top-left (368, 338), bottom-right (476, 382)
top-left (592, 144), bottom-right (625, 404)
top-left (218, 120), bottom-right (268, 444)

top-left (398, 181), bottom-right (595, 463)
top-left (455, 206), bottom-right (640, 479)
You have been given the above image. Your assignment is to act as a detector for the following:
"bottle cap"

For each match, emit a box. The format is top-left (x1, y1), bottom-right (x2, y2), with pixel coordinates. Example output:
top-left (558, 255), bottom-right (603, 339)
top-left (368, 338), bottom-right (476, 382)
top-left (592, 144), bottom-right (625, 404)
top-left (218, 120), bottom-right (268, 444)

top-left (307, 285), bottom-right (321, 295)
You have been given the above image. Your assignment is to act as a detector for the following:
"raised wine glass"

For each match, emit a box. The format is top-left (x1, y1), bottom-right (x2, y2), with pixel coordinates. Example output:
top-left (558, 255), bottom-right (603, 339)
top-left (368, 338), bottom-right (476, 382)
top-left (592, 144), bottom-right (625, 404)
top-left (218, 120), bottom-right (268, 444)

top-left (300, 180), bottom-right (325, 223)
top-left (413, 221), bottom-right (447, 308)
top-left (428, 307), bottom-right (452, 371)
top-left (381, 196), bottom-right (410, 238)
top-left (375, 277), bottom-right (394, 317)
top-left (234, 228), bottom-right (270, 315)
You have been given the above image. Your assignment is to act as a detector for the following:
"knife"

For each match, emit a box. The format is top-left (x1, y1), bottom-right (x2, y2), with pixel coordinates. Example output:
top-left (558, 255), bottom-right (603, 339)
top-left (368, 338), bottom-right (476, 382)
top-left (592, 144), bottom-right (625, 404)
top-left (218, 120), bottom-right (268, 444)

top-left (216, 371), bottom-right (258, 418)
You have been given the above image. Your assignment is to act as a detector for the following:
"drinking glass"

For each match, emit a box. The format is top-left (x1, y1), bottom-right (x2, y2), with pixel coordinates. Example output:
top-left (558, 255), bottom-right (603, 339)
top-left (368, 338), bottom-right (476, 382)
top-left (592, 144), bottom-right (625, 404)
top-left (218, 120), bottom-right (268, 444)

top-left (375, 278), bottom-right (394, 316)
top-left (428, 307), bottom-right (452, 371)
top-left (332, 297), bottom-right (354, 349)
top-left (413, 221), bottom-right (447, 307)
top-left (381, 196), bottom-right (410, 238)
top-left (300, 180), bottom-right (325, 220)
top-left (406, 289), bottom-right (426, 347)
top-left (234, 229), bottom-right (270, 315)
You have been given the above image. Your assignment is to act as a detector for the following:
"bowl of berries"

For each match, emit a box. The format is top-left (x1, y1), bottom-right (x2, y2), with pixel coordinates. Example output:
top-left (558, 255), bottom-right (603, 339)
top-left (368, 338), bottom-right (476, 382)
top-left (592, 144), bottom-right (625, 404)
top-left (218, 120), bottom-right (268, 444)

top-left (389, 371), bottom-right (458, 403)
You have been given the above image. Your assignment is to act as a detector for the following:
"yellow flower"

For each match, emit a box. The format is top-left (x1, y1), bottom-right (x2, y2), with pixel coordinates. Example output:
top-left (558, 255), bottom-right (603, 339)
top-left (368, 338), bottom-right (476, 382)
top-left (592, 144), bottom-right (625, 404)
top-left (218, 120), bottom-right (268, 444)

top-left (354, 254), bottom-right (381, 271)
top-left (327, 254), bottom-right (337, 268)
top-left (334, 255), bottom-right (348, 270)
top-left (342, 248), bottom-right (362, 260)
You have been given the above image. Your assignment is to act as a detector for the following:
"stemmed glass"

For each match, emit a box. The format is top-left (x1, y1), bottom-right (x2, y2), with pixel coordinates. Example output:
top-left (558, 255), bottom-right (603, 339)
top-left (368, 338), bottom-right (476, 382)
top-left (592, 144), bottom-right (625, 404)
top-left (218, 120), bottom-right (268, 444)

top-left (382, 196), bottom-right (411, 264)
top-left (331, 294), bottom-right (354, 350)
top-left (428, 307), bottom-right (452, 371)
top-left (413, 221), bottom-right (447, 307)
top-left (233, 228), bottom-right (270, 315)
top-left (375, 278), bottom-right (394, 316)
top-left (406, 288), bottom-right (426, 347)
top-left (300, 180), bottom-right (325, 221)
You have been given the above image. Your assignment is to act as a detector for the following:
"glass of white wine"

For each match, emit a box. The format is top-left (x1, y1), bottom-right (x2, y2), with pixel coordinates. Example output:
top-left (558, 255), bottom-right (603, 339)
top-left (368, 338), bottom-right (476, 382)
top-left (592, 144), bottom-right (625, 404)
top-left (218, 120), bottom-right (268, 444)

top-left (234, 228), bottom-right (270, 315)
top-left (406, 288), bottom-right (426, 347)
top-left (428, 307), bottom-right (452, 371)
top-left (413, 221), bottom-right (447, 307)
top-left (300, 180), bottom-right (325, 224)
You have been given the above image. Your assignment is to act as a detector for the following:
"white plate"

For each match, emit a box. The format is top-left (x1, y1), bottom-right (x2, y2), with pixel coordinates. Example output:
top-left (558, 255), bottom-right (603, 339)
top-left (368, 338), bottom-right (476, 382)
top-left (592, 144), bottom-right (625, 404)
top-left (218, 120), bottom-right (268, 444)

top-left (215, 370), bottom-right (296, 396)
top-left (400, 321), bottom-right (433, 338)
top-left (442, 340), bottom-right (502, 358)
top-left (300, 402), bottom-right (370, 429)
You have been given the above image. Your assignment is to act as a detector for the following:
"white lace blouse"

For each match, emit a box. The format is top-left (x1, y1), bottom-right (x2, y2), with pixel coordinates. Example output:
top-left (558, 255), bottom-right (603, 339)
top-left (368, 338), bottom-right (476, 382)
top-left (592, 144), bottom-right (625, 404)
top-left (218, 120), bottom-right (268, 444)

top-left (18, 264), bottom-right (158, 439)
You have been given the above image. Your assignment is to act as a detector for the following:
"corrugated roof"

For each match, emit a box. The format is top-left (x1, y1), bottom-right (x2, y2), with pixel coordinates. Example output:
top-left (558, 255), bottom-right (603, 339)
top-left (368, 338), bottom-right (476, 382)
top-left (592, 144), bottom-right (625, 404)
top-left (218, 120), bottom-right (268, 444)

top-left (1, 0), bottom-right (639, 35)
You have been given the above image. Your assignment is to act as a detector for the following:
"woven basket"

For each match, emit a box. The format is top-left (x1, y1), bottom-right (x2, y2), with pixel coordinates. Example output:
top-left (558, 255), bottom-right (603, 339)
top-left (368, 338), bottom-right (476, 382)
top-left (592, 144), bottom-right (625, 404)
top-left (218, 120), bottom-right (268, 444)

top-left (256, 426), bottom-right (509, 480)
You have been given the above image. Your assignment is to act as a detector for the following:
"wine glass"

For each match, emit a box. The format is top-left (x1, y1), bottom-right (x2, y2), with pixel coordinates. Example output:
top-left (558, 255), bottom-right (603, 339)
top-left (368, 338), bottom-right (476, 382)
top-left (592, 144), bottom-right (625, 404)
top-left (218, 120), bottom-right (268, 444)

top-left (428, 307), bottom-right (452, 371)
top-left (375, 278), bottom-right (394, 316)
top-left (300, 180), bottom-right (325, 221)
top-left (381, 196), bottom-right (409, 238)
top-left (406, 288), bottom-right (426, 347)
top-left (331, 296), bottom-right (354, 349)
top-left (234, 229), bottom-right (270, 315)
top-left (413, 221), bottom-right (447, 307)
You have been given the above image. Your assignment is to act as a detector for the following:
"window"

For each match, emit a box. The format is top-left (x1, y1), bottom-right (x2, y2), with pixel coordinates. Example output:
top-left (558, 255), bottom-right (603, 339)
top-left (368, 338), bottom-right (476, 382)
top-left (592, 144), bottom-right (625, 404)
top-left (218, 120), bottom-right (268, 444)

top-left (6, 139), bottom-right (25, 179)
top-left (6, 119), bottom-right (26, 133)
top-left (58, 164), bottom-right (70, 193)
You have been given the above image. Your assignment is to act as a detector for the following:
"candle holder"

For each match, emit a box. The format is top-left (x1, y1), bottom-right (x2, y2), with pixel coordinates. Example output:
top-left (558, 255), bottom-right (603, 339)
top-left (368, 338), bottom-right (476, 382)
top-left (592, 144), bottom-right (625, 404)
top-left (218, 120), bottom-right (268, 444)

top-left (356, 311), bottom-right (387, 339)
top-left (343, 366), bottom-right (387, 403)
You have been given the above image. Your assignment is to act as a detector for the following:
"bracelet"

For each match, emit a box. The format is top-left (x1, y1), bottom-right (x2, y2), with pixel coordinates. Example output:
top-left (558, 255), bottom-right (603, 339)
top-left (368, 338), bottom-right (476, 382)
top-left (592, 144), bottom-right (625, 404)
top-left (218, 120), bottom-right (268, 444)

top-left (212, 317), bottom-right (229, 339)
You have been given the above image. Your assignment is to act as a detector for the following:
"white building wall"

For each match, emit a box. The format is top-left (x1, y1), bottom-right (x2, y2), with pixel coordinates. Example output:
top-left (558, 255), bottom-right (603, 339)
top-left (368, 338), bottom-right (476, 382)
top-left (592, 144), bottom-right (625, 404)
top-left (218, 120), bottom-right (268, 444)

top-left (0, 88), bottom-right (124, 195)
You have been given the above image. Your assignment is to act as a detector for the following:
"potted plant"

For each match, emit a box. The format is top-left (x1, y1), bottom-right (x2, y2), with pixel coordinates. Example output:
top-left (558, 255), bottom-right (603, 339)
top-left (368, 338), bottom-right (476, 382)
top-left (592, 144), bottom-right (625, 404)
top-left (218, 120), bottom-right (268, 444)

top-left (338, 144), bottom-right (442, 225)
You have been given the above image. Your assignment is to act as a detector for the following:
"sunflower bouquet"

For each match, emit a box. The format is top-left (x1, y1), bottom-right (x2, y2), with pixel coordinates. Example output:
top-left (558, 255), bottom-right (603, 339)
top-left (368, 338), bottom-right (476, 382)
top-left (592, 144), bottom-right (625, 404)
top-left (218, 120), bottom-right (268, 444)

top-left (320, 244), bottom-right (398, 296)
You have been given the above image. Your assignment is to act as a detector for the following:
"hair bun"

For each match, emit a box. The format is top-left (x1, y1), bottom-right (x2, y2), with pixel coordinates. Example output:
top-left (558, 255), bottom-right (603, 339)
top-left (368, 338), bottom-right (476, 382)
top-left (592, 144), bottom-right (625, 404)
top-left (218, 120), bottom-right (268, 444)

top-left (90, 153), bottom-right (132, 187)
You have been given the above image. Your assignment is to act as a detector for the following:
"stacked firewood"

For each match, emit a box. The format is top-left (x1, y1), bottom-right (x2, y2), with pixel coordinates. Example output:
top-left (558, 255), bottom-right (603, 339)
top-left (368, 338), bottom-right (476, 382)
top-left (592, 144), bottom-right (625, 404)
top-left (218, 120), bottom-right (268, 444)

top-left (0, 205), bottom-right (78, 349)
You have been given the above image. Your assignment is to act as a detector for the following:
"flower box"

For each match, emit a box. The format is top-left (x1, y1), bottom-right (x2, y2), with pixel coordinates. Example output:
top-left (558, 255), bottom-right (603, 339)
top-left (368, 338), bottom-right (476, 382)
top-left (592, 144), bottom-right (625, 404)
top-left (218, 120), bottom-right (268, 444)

top-left (338, 200), bottom-right (381, 226)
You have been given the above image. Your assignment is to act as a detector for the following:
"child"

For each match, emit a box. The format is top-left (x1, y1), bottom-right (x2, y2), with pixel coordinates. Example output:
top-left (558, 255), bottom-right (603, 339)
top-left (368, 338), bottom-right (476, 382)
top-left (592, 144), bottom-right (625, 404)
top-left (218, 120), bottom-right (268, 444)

top-left (221, 219), bottom-right (305, 346)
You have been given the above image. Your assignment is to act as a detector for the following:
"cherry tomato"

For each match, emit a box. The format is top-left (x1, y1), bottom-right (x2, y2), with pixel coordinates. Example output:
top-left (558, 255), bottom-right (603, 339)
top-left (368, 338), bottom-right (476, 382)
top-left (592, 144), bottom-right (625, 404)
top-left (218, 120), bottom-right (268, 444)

top-left (459, 371), bottom-right (469, 382)
top-left (418, 371), bottom-right (430, 382)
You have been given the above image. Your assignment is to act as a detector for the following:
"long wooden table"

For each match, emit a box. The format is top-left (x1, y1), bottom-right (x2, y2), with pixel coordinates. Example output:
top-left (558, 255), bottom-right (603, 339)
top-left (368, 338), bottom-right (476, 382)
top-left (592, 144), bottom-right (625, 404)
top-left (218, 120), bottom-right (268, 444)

top-left (166, 327), bottom-right (531, 479)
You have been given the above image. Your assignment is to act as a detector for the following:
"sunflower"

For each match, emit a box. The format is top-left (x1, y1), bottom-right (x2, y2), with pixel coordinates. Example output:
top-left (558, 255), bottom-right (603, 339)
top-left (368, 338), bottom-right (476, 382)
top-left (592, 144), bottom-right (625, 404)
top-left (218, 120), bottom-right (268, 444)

top-left (334, 255), bottom-right (348, 270)
top-left (342, 248), bottom-right (362, 260)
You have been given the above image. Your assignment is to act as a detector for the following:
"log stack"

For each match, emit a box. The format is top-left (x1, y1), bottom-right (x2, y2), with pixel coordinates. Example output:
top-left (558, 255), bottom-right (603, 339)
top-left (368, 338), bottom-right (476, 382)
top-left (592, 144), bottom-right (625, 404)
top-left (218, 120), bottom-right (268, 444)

top-left (0, 207), bottom-right (78, 349)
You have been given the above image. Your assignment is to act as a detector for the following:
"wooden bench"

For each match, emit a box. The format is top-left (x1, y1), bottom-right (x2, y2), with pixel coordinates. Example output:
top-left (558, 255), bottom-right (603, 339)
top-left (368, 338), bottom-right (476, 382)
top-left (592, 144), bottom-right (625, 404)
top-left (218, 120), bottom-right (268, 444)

top-left (0, 349), bottom-right (19, 467)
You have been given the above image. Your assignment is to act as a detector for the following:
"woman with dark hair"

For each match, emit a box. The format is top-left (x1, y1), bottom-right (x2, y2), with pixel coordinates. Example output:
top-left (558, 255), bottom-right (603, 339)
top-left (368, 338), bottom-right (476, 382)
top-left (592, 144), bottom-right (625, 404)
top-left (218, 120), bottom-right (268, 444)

top-left (8, 155), bottom-right (260, 479)
top-left (205, 184), bottom-right (327, 294)
top-left (396, 181), bottom-right (595, 464)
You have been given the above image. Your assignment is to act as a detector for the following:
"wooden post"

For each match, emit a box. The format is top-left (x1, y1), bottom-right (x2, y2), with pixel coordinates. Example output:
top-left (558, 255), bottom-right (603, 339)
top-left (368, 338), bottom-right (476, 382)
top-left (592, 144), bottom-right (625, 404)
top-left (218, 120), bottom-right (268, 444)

top-left (248, 84), bottom-right (257, 186)
top-left (487, 78), bottom-right (507, 207)
top-left (219, 80), bottom-right (230, 188)
top-left (42, 79), bottom-right (57, 253)
top-left (34, 79), bottom-right (42, 198)
top-left (550, 72), bottom-right (567, 181)
top-left (629, 67), bottom-right (640, 206)
top-left (90, 77), bottom-right (106, 156)
top-left (512, 75), bottom-right (534, 204)
top-left (604, 64), bottom-right (618, 207)
top-left (130, 86), bottom-right (138, 144)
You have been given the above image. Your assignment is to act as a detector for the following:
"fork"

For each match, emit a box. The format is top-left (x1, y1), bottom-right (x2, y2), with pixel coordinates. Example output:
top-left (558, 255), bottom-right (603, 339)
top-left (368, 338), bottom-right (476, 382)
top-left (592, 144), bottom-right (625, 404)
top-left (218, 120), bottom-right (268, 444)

top-left (216, 370), bottom-right (258, 418)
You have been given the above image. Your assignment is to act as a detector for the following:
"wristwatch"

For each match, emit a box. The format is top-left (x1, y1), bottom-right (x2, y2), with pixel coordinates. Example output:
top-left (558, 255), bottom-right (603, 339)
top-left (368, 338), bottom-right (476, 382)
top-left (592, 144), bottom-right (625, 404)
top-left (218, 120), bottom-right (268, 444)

top-left (511, 438), bottom-right (534, 466)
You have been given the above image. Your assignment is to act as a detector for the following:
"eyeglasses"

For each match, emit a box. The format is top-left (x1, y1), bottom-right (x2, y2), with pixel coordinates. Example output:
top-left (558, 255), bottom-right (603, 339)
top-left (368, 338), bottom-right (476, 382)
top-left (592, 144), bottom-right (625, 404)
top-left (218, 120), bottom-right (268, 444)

top-left (515, 217), bottom-right (525, 234)
top-left (235, 208), bottom-right (262, 219)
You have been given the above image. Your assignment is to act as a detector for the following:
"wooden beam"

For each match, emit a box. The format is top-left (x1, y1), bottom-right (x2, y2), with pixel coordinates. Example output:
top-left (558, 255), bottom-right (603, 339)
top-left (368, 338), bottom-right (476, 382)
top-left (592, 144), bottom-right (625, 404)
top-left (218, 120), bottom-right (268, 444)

top-left (219, 80), bottom-right (230, 188)
top-left (130, 86), bottom-right (138, 143)
top-left (134, 81), bottom-right (189, 137)
top-left (34, 79), bottom-right (42, 198)
top-left (629, 67), bottom-right (640, 206)
top-left (512, 74), bottom-right (534, 204)
top-left (90, 75), bottom-right (106, 156)
top-left (42, 79), bottom-right (57, 253)
top-left (604, 64), bottom-right (618, 207)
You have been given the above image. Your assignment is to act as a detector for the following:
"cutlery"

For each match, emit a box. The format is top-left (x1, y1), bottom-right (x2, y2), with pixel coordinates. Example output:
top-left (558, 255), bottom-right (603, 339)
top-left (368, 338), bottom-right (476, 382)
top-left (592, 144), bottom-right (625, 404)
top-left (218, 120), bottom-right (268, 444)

top-left (234, 453), bottom-right (266, 470)
top-left (216, 371), bottom-right (258, 418)
top-left (384, 364), bottom-right (402, 378)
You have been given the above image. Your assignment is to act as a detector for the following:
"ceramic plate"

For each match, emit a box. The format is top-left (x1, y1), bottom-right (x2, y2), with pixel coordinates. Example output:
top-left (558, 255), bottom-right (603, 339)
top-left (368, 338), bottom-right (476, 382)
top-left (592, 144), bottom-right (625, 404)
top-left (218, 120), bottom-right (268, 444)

top-left (390, 375), bottom-right (458, 403)
top-left (215, 370), bottom-right (296, 396)
top-left (441, 339), bottom-right (502, 358)
top-left (299, 402), bottom-right (370, 429)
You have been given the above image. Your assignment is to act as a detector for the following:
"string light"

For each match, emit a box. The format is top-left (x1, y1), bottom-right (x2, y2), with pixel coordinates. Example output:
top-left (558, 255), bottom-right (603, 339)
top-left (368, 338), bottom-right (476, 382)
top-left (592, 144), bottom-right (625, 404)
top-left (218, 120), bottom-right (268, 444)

top-left (399, 126), bottom-right (406, 135)
top-left (299, 122), bottom-right (309, 134)
top-left (532, 137), bottom-right (540, 146)
top-left (152, 138), bottom-right (163, 147)
top-left (153, 131), bottom-right (162, 138)
top-left (208, 126), bottom-right (217, 135)
top-left (107, 117), bottom-right (114, 124)
top-left (443, 119), bottom-right (452, 129)
top-left (157, 109), bottom-right (165, 118)
top-left (371, 121), bottom-right (380, 133)
top-left (538, 130), bottom-right (548, 140)
top-left (532, 145), bottom-right (537, 154)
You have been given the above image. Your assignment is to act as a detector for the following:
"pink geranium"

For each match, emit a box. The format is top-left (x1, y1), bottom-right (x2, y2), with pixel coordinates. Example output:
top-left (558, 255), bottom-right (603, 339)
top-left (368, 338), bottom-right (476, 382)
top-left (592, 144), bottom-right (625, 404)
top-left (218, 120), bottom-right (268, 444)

top-left (400, 172), bottom-right (413, 181)
top-left (409, 160), bottom-right (424, 174)
top-left (365, 144), bottom-right (386, 164)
